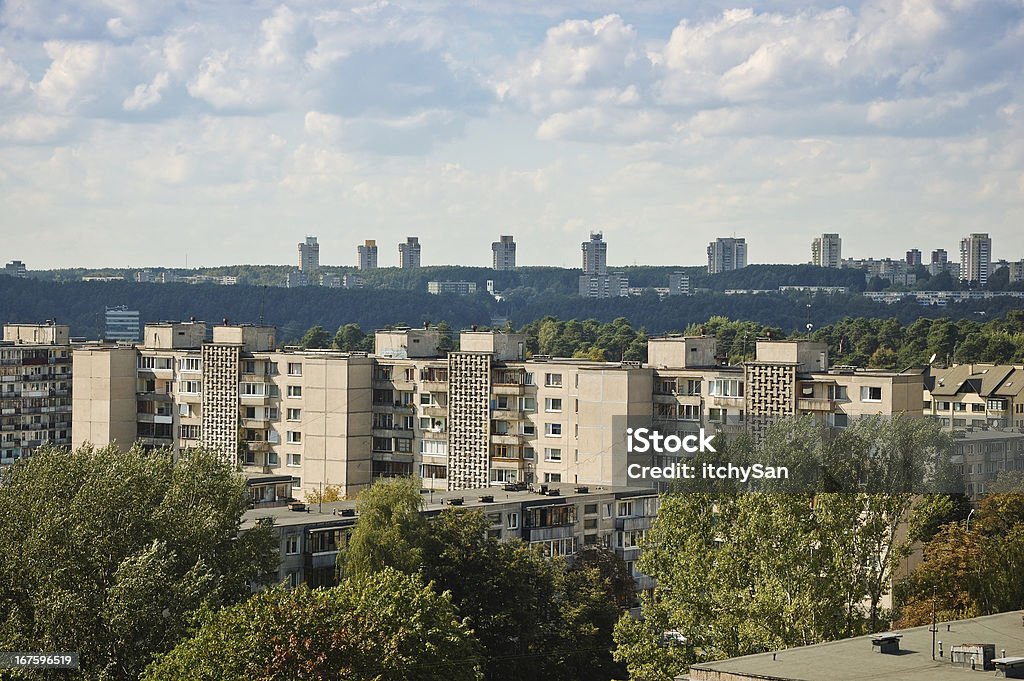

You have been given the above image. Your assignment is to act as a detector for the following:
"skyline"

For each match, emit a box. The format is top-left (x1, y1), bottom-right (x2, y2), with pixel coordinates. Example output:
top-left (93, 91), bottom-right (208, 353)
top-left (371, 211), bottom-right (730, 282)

top-left (1, 1), bottom-right (1023, 269)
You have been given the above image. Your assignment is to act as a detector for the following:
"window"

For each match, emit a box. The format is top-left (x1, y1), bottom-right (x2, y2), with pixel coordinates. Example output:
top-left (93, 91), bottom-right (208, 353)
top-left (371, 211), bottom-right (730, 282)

top-left (287, 362), bottom-right (302, 376)
top-left (288, 385), bottom-right (302, 398)
top-left (287, 408), bottom-right (301, 421)
top-left (291, 476), bottom-right (301, 489)
top-left (828, 385), bottom-right (848, 400)
top-left (545, 398), bottom-right (562, 412)
top-left (545, 423), bottom-right (562, 436)
top-left (617, 501), bottom-right (634, 517)
top-left (830, 413), bottom-right (849, 428)
top-left (420, 392), bottom-right (434, 406)
top-left (180, 380), bottom-right (201, 394)
top-left (268, 407), bottom-right (279, 420)
top-left (287, 453), bottom-right (301, 467)
top-left (708, 408), bottom-right (723, 423)
top-left (860, 386), bottom-right (882, 402)
top-left (180, 357), bottom-right (201, 372)
top-left (685, 379), bottom-right (701, 396)
top-left (243, 360), bottom-right (256, 374)
top-left (285, 534), bottom-right (299, 555)
top-left (507, 512), bottom-right (519, 530)
top-left (267, 452), bottom-right (279, 466)
top-left (268, 430), bottom-right (279, 444)
top-left (179, 403), bottom-right (192, 417)
top-left (545, 447), bottom-right (562, 462)
top-left (584, 518), bottom-right (598, 530)
top-left (396, 438), bottom-right (412, 453)
top-left (489, 468), bottom-right (518, 484)
top-left (544, 472), bottom-right (562, 483)
top-left (545, 373), bottom-right (563, 387)
top-left (953, 403), bottom-right (967, 412)
top-left (523, 447), bottom-right (535, 460)
top-left (287, 431), bottom-right (302, 444)
top-left (180, 424), bottom-right (200, 439)
top-left (584, 503), bottom-right (598, 515)
top-left (266, 362), bottom-right (278, 376)
top-left (373, 437), bottom-right (393, 452)
top-left (709, 379), bottom-right (743, 397)
top-left (681, 404), bottom-right (700, 421)
top-left (241, 382), bottom-right (265, 396)
top-left (521, 396), bottom-right (536, 412)
top-left (523, 423), bottom-right (536, 436)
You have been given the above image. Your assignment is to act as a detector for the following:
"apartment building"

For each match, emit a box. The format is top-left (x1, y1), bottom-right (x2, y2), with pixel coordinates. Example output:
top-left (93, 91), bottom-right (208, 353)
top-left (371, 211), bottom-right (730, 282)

top-left (492, 235), bottom-right (516, 271)
top-left (579, 232), bottom-right (628, 298)
top-left (73, 321), bottom-right (375, 502)
top-left (298, 236), bottom-right (320, 273)
top-left (922, 364), bottom-right (1024, 430)
top-left (707, 237), bottom-right (748, 274)
top-left (646, 336), bottom-right (923, 445)
top-left (427, 280), bottom-right (477, 295)
top-left (959, 232), bottom-right (992, 285)
top-left (811, 233), bottom-right (842, 268)
top-left (104, 305), bottom-right (140, 341)
top-left (244, 484), bottom-right (659, 591)
top-left (0, 322), bottom-right (73, 466)
top-left (357, 239), bottom-right (378, 270)
top-left (398, 237), bottom-right (421, 268)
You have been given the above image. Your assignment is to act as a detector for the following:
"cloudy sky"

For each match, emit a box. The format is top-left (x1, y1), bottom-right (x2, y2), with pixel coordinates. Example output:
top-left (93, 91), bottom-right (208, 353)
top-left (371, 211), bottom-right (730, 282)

top-left (1, 0), bottom-right (1022, 270)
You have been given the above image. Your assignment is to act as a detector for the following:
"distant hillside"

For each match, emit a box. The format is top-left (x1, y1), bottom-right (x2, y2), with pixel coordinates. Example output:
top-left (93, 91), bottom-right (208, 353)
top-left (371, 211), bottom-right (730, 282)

top-left (3, 273), bottom-right (1022, 342)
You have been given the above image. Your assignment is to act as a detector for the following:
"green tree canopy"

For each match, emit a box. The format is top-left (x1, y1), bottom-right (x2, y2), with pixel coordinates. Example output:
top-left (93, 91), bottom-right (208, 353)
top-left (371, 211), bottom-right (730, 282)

top-left (0, 444), bottom-right (278, 680)
top-left (143, 568), bottom-right (482, 681)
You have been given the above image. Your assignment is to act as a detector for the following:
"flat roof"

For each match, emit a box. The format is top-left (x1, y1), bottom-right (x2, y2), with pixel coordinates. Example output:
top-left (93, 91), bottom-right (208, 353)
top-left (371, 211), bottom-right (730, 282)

top-left (954, 429), bottom-right (1024, 442)
top-left (242, 484), bottom-right (657, 530)
top-left (689, 611), bottom-right (1024, 681)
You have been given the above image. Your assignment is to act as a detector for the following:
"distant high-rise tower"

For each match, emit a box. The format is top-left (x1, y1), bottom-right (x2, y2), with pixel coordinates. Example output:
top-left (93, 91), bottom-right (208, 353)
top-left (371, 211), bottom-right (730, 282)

top-left (357, 240), bottom-right (378, 270)
top-left (492, 235), bottom-right (516, 271)
top-left (582, 232), bottom-right (608, 275)
top-left (931, 249), bottom-right (948, 266)
top-left (707, 237), bottom-right (747, 275)
top-left (959, 233), bottom-right (992, 285)
top-left (906, 249), bottom-right (922, 267)
top-left (811, 233), bottom-right (841, 268)
top-left (399, 237), bottom-right (421, 269)
top-left (298, 236), bottom-right (319, 273)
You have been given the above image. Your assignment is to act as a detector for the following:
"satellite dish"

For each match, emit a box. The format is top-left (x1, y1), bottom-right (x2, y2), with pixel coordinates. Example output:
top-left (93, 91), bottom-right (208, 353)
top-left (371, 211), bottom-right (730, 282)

top-left (929, 353), bottom-right (937, 364)
top-left (806, 323), bottom-right (814, 331)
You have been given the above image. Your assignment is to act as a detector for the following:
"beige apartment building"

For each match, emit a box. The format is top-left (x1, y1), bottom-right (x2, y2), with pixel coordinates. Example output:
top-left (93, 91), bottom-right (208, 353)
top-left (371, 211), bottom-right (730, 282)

top-left (72, 322), bottom-right (923, 504)
top-left (921, 363), bottom-right (1024, 430)
top-left (0, 322), bottom-right (73, 466)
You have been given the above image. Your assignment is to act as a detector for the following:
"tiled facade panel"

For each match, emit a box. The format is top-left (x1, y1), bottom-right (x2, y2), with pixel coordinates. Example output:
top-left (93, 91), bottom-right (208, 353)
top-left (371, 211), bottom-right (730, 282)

top-left (201, 344), bottom-right (240, 462)
top-left (447, 352), bottom-right (491, 490)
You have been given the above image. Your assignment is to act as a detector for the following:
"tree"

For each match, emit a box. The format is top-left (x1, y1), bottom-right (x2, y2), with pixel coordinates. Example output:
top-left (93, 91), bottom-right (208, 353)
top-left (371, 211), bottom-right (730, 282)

top-left (300, 324), bottom-right (331, 348)
top-left (0, 445), bottom-right (278, 681)
top-left (332, 323), bottom-right (367, 351)
top-left (340, 477), bottom-right (427, 577)
top-left (143, 568), bottom-right (483, 681)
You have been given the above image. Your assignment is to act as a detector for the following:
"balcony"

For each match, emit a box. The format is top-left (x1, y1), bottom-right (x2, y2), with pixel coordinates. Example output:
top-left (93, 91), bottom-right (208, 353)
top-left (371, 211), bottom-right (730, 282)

top-left (490, 433), bottom-right (523, 446)
top-left (306, 552), bottom-right (339, 570)
top-left (137, 413), bottom-right (174, 424)
top-left (615, 516), bottom-right (653, 531)
top-left (372, 451), bottom-right (415, 463)
top-left (242, 417), bottom-right (271, 428)
top-left (526, 525), bottom-right (575, 542)
top-left (491, 409), bottom-right (524, 421)
top-left (239, 393), bottom-right (269, 405)
top-left (492, 384), bottom-right (526, 396)
top-left (244, 441), bottom-right (272, 452)
top-left (797, 398), bottom-right (834, 412)
top-left (710, 395), bottom-right (744, 407)
top-left (421, 429), bottom-right (447, 441)
top-left (422, 405), bottom-right (447, 418)
top-left (421, 380), bottom-right (448, 392)
top-left (372, 427), bottom-right (414, 440)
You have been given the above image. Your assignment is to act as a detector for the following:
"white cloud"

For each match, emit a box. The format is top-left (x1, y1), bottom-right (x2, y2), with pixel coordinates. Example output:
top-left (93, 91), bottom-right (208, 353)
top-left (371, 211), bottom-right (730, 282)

top-left (122, 71), bottom-right (169, 111)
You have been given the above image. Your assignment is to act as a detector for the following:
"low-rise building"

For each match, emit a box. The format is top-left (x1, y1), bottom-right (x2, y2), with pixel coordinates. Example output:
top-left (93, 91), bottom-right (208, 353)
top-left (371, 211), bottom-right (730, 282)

top-left (243, 484), bottom-right (659, 591)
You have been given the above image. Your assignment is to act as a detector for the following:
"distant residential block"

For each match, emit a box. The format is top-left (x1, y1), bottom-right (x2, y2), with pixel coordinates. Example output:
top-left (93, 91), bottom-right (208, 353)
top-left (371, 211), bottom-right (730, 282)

top-left (492, 235), bottom-right (516, 271)
top-left (960, 232), bottom-right (992, 285)
top-left (104, 306), bottom-right (140, 341)
top-left (428, 280), bottom-right (477, 295)
top-left (357, 240), bottom-right (378, 270)
top-left (3, 260), bottom-right (27, 278)
top-left (298, 236), bottom-right (320, 273)
top-left (667, 272), bottom-right (691, 296)
top-left (707, 238), bottom-right (747, 274)
top-left (811, 233), bottom-right (842, 268)
top-left (399, 237), bottom-right (421, 268)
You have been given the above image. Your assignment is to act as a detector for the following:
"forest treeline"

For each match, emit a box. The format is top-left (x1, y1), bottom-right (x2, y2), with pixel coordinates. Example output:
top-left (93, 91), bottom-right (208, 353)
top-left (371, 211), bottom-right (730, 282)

top-left (310, 311), bottom-right (1024, 368)
top-left (4, 271), bottom-right (1024, 343)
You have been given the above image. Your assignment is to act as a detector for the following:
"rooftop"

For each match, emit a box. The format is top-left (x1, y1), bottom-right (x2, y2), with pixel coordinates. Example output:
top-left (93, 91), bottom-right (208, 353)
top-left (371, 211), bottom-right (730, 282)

top-left (242, 484), bottom-right (656, 531)
top-left (689, 611), bottom-right (1024, 681)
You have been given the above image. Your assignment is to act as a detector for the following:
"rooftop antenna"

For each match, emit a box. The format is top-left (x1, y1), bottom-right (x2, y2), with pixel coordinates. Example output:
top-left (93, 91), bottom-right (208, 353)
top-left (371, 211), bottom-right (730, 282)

top-left (258, 285), bottom-right (268, 325)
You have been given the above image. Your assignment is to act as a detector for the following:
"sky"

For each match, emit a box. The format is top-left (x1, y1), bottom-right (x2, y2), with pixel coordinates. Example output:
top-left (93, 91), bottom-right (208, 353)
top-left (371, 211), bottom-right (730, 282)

top-left (1, 0), bottom-right (1022, 270)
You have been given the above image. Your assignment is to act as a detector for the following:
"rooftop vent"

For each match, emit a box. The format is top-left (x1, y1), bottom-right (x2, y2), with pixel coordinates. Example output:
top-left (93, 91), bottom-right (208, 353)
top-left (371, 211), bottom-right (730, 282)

top-left (546, 488), bottom-right (561, 496)
top-left (951, 644), bottom-right (996, 671)
top-left (871, 634), bottom-right (902, 655)
top-left (446, 497), bottom-right (464, 506)
top-left (994, 657), bottom-right (1024, 679)
top-left (478, 495), bottom-right (494, 503)
top-left (575, 486), bottom-right (590, 494)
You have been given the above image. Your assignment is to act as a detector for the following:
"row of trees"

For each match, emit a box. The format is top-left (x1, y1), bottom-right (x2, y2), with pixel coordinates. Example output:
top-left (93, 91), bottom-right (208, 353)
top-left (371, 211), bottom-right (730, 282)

top-left (612, 416), bottom-right (970, 680)
top-left (291, 310), bottom-right (1024, 368)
